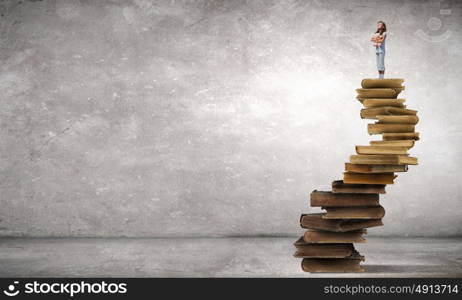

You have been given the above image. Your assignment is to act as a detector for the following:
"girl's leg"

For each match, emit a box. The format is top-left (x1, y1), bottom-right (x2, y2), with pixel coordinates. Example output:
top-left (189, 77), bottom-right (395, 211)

top-left (377, 52), bottom-right (385, 79)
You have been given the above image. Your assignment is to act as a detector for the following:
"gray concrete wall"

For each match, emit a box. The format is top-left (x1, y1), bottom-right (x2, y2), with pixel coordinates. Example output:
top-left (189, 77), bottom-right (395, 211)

top-left (0, 0), bottom-right (461, 237)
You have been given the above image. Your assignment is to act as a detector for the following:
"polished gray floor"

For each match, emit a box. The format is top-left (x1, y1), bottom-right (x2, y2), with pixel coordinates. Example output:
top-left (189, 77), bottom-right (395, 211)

top-left (0, 237), bottom-right (461, 277)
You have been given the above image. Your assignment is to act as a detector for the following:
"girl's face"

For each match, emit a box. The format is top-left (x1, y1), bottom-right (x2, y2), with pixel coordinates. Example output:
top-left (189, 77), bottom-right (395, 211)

top-left (377, 22), bottom-right (384, 30)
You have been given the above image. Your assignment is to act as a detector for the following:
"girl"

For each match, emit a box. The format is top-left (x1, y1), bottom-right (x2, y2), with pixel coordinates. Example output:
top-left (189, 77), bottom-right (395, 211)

top-left (370, 21), bottom-right (387, 79)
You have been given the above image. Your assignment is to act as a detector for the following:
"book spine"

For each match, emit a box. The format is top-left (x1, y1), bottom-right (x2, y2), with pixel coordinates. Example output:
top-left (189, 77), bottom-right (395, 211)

top-left (343, 172), bottom-right (396, 184)
top-left (368, 124), bottom-right (415, 134)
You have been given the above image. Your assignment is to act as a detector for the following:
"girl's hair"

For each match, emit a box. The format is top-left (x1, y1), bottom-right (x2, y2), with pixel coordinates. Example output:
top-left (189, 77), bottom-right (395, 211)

top-left (375, 21), bottom-right (387, 35)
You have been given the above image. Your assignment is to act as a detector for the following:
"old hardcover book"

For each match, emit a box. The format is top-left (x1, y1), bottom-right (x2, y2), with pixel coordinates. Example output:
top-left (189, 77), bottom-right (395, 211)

top-left (356, 88), bottom-right (404, 100)
top-left (361, 107), bottom-right (417, 119)
top-left (350, 155), bottom-right (418, 165)
top-left (383, 132), bottom-right (420, 141)
top-left (369, 140), bottom-right (415, 148)
top-left (332, 180), bottom-right (386, 194)
top-left (361, 78), bottom-right (404, 88)
top-left (356, 145), bottom-right (408, 155)
top-left (376, 115), bottom-right (419, 124)
top-left (310, 190), bottom-right (379, 207)
top-left (293, 238), bottom-right (354, 258)
top-left (301, 253), bottom-right (365, 272)
top-left (343, 172), bottom-right (396, 184)
top-left (303, 229), bottom-right (367, 243)
top-left (368, 124), bottom-right (415, 134)
top-left (345, 163), bottom-right (408, 173)
top-left (362, 98), bottom-right (406, 108)
top-left (300, 213), bottom-right (383, 232)
top-left (323, 206), bottom-right (385, 219)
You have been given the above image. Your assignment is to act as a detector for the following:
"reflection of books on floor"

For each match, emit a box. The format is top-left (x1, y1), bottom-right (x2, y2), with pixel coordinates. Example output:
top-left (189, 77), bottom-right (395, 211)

top-left (294, 78), bottom-right (420, 272)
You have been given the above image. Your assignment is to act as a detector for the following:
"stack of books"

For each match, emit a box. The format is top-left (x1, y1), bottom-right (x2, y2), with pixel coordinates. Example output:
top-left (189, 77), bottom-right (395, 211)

top-left (294, 79), bottom-right (419, 272)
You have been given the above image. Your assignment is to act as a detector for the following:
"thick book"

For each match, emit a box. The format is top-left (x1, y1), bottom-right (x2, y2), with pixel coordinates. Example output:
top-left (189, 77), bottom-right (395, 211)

top-left (323, 206), bottom-right (386, 219)
top-left (376, 115), bottom-right (419, 124)
top-left (310, 190), bottom-right (379, 207)
top-left (362, 98), bottom-right (406, 108)
top-left (332, 180), bottom-right (386, 194)
top-left (303, 229), bottom-right (366, 243)
top-left (293, 238), bottom-right (354, 258)
top-left (369, 140), bottom-right (415, 148)
top-left (345, 163), bottom-right (408, 173)
top-left (356, 145), bottom-right (408, 155)
top-left (300, 213), bottom-right (383, 232)
top-left (350, 154), bottom-right (418, 165)
top-left (361, 107), bottom-right (417, 119)
top-left (343, 172), bottom-right (396, 184)
top-left (383, 132), bottom-right (420, 141)
top-left (356, 88), bottom-right (404, 100)
top-left (301, 253), bottom-right (365, 272)
top-left (368, 123), bottom-right (415, 134)
top-left (361, 78), bottom-right (404, 88)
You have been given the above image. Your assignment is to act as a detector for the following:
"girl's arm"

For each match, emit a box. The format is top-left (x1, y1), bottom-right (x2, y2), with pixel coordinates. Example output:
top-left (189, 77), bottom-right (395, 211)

top-left (375, 33), bottom-right (387, 43)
